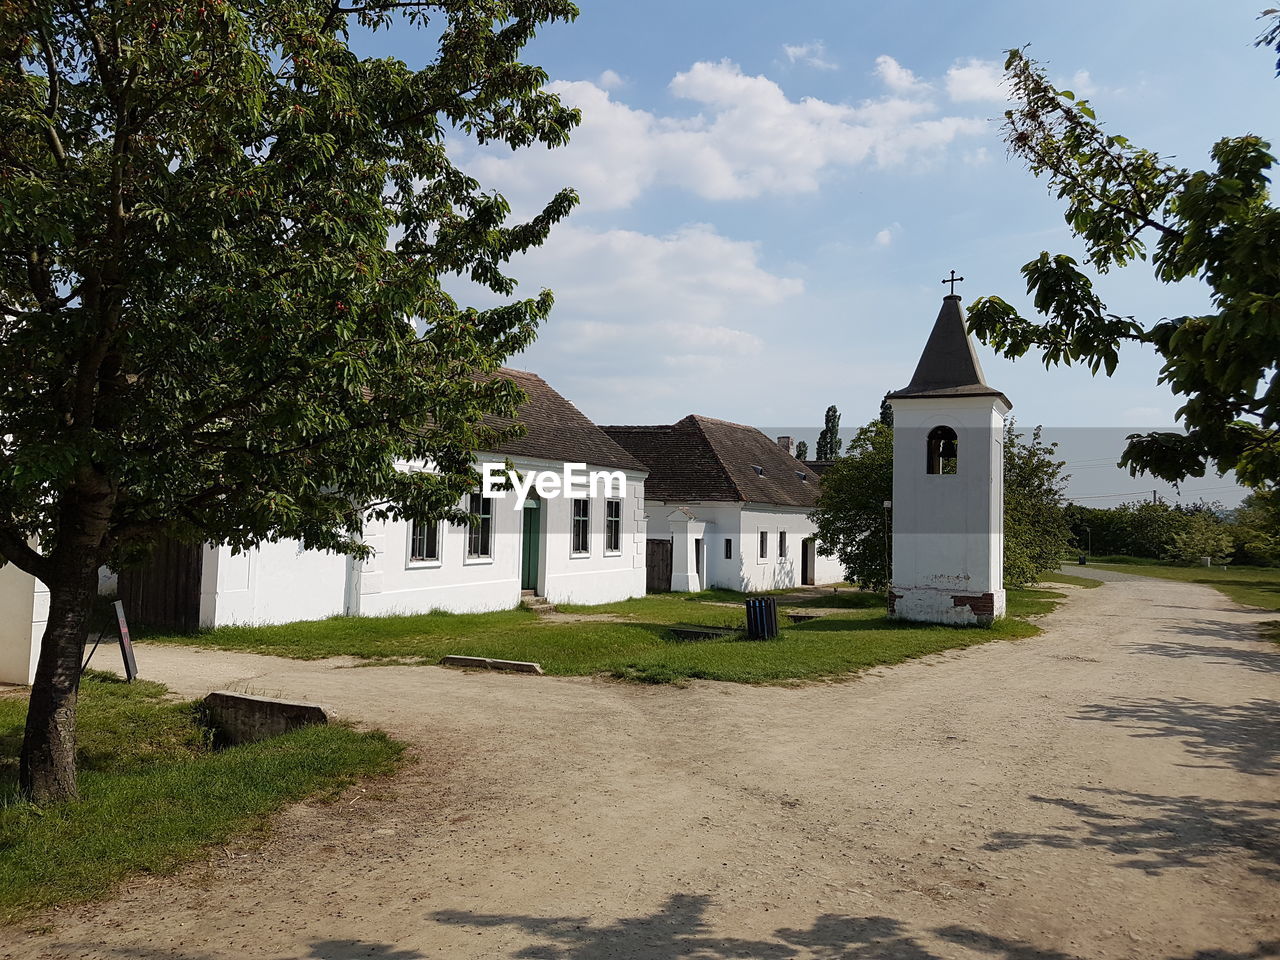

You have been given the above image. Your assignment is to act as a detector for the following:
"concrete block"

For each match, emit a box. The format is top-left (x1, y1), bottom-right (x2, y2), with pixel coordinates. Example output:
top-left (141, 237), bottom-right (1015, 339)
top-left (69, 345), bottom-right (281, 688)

top-left (202, 691), bottom-right (330, 746)
top-left (439, 655), bottom-right (543, 675)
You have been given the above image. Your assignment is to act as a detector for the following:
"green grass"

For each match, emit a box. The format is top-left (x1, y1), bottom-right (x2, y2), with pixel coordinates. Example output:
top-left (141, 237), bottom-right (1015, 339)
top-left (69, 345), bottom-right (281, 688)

top-left (140, 587), bottom-right (1063, 685)
top-left (1089, 560), bottom-right (1280, 612)
top-left (0, 672), bottom-right (403, 923)
top-left (1039, 571), bottom-right (1104, 589)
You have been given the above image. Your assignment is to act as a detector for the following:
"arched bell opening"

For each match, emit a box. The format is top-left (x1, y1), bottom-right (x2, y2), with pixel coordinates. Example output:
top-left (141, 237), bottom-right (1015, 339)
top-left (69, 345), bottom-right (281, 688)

top-left (926, 425), bottom-right (958, 475)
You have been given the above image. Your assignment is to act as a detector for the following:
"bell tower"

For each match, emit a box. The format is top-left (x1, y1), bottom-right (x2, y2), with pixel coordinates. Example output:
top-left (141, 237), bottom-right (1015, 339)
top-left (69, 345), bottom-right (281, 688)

top-left (885, 282), bottom-right (1011, 626)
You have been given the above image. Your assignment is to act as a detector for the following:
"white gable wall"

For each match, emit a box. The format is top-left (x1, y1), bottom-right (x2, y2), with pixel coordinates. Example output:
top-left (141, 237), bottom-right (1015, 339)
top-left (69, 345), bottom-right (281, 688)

top-left (645, 500), bottom-right (842, 593)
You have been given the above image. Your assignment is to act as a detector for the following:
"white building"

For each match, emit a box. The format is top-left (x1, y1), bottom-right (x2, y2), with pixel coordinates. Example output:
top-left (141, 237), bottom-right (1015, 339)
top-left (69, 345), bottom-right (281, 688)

top-left (0, 565), bottom-right (47, 685)
top-left (604, 415), bottom-right (845, 593)
top-left (120, 369), bottom-right (649, 629)
top-left (886, 293), bottom-right (1010, 626)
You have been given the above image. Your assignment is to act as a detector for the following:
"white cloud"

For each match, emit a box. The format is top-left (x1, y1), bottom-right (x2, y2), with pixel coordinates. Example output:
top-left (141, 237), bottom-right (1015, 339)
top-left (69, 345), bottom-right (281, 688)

top-left (783, 41), bottom-right (838, 71)
top-left (1065, 69), bottom-right (1098, 97)
top-left (460, 59), bottom-right (989, 214)
top-left (874, 55), bottom-right (929, 94)
top-left (597, 69), bottom-right (625, 90)
top-left (874, 222), bottom-right (901, 247)
top-left (945, 58), bottom-right (1007, 102)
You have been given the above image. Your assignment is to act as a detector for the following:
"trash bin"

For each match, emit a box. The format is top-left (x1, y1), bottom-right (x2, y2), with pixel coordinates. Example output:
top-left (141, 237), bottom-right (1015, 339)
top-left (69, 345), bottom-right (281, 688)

top-left (745, 596), bottom-right (779, 640)
top-left (1078, 554), bottom-right (1087, 565)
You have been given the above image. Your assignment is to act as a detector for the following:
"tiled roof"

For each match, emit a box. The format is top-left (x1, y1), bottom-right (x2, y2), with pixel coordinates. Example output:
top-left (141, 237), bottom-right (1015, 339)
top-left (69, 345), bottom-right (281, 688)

top-left (603, 415), bottom-right (819, 508)
top-left (488, 369), bottom-right (646, 473)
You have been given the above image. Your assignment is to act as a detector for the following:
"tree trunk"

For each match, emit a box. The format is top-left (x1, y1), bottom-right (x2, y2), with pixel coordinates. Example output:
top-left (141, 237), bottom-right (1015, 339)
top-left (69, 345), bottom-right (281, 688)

top-left (19, 559), bottom-right (101, 804)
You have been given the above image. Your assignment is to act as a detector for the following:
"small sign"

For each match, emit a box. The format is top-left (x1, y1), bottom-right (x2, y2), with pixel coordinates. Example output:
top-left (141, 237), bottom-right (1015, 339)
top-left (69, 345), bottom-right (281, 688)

top-left (114, 600), bottom-right (138, 681)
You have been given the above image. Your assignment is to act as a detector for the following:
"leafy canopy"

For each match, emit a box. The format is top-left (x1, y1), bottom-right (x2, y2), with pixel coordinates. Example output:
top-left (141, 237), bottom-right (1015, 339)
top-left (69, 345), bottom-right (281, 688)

top-left (967, 44), bottom-right (1279, 487)
top-left (0, 0), bottom-right (582, 579)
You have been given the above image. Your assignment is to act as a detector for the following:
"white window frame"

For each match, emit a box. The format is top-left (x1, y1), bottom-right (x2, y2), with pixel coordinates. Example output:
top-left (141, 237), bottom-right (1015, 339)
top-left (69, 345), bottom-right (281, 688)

top-left (407, 518), bottom-right (442, 567)
top-left (571, 498), bottom-right (591, 557)
top-left (465, 493), bottom-right (494, 563)
top-left (724, 537), bottom-right (733, 560)
top-left (758, 529), bottom-right (769, 563)
top-left (604, 498), bottom-right (622, 556)
top-left (778, 530), bottom-right (788, 560)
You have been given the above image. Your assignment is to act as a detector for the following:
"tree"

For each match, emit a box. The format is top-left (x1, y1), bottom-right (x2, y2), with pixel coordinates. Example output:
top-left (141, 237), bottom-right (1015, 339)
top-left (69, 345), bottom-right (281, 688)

top-left (1168, 513), bottom-right (1234, 566)
top-left (810, 420), bottom-right (893, 590)
top-left (967, 36), bottom-right (1280, 487)
top-left (815, 405), bottom-right (842, 460)
top-left (794, 440), bottom-right (809, 460)
top-left (878, 396), bottom-right (893, 428)
top-left (1002, 422), bottom-right (1072, 586)
top-left (1231, 487), bottom-right (1280, 565)
top-left (811, 420), bottom-right (1070, 591)
top-left (1, 0), bottom-right (581, 803)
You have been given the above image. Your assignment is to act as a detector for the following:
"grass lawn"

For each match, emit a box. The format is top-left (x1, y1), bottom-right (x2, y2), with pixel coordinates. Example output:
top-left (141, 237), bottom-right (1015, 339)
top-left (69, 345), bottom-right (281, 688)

top-left (140, 587), bottom-right (1064, 685)
top-left (0, 672), bottom-right (403, 924)
top-left (1088, 561), bottom-right (1280, 612)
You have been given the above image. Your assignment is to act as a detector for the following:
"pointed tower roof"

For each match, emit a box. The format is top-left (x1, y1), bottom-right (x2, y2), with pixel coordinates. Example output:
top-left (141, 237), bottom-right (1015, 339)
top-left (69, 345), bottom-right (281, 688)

top-left (885, 295), bottom-right (1011, 408)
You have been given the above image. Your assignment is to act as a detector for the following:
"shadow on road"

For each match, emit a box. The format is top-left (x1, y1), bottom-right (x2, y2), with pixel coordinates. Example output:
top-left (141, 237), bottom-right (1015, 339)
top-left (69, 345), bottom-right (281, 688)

top-left (430, 894), bottom-right (1280, 959)
top-left (1130, 639), bottom-right (1278, 674)
top-left (981, 786), bottom-right (1280, 879)
top-left (1075, 696), bottom-right (1279, 775)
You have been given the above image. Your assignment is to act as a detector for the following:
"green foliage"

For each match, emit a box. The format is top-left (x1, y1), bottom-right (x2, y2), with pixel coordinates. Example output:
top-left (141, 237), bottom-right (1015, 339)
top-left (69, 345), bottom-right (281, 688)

top-left (810, 420), bottom-right (1070, 590)
top-left (815, 405), bottom-right (843, 460)
top-left (1002, 422), bottom-right (1072, 586)
top-left (794, 440), bottom-right (808, 460)
top-left (0, 676), bottom-right (402, 921)
top-left (1229, 488), bottom-right (1280, 565)
top-left (1167, 512), bottom-right (1235, 565)
top-left (809, 420), bottom-right (894, 590)
top-left (1065, 500), bottom-right (1226, 560)
top-left (967, 47), bottom-right (1280, 486)
top-left (0, 0), bottom-right (581, 571)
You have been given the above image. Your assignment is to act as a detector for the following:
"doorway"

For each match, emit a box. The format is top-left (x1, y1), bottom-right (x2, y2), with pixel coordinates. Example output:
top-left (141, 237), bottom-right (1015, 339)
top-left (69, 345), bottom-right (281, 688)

top-left (802, 537), bottom-right (816, 586)
top-left (521, 495), bottom-right (543, 592)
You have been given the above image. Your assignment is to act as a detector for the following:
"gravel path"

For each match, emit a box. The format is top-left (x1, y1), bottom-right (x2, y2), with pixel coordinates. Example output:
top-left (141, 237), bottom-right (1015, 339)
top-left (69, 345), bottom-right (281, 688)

top-left (5, 575), bottom-right (1277, 960)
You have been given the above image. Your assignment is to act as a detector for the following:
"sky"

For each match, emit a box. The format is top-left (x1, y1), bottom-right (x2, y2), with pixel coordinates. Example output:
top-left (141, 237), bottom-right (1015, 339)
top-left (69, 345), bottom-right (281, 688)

top-left (356, 1), bottom-right (1275, 508)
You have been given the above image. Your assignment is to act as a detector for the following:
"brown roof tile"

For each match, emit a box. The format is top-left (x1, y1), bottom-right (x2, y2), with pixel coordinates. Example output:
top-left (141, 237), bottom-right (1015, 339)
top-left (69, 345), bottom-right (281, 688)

top-left (603, 415), bottom-right (819, 508)
top-left (488, 369), bottom-right (646, 473)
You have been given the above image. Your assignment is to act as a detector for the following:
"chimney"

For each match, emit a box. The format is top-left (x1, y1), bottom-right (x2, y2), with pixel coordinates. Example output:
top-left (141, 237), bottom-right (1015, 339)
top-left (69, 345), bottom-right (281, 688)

top-left (776, 435), bottom-right (792, 456)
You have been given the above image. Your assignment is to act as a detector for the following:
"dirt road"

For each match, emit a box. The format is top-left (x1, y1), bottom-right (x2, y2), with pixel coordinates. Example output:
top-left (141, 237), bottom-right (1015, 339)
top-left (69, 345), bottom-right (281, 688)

top-left (6, 574), bottom-right (1278, 959)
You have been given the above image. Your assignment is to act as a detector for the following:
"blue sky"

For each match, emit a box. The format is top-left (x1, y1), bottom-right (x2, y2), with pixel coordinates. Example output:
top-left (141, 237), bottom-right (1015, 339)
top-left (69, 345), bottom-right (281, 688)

top-left (360, 2), bottom-right (1274, 506)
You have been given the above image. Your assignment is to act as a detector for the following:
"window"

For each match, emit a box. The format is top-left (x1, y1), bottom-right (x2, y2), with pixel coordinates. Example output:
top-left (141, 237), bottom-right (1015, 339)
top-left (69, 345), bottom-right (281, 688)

top-left (571, 498), bottom-right (590, 555)
top-left (759, 530), bottom-right (768, 560)
top-left (467, 494), bottom-right (493, 558)
top-left (724, 538), bottom-right (733, 560)
top-left (695, 538), bottom-right (703, 577)
top-left (927, 425), bottom-right (959, 475)
top-left (409, 519), bottom-right (439, 563)
top-left (779, 531), bottom-right (788, 559)
top-left (605, 498), bottom-right (622, 554)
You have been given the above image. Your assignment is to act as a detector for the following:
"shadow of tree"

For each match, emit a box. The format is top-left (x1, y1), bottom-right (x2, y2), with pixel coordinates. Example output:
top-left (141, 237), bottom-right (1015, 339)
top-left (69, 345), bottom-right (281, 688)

top-left (981, 787), bottom-right (1280, 878)
top-left (1075, 697), bottom-right (1279, 775)
top-left (430, 897), bottom-right (1280, 960)
top-left (1129, 640), bottom-right (1279, 674)
top-left (434, 893), bottom-right (795, 959)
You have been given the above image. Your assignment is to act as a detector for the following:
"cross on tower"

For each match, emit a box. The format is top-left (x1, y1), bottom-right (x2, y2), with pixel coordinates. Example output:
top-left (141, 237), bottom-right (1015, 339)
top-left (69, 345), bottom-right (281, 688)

top-left (941, 270), bottom-right (964, 295)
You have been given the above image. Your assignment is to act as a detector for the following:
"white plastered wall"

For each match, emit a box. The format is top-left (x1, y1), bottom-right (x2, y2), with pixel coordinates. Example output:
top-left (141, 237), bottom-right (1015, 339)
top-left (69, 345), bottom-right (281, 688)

top-left (889, 395), bottom-right (1008, 624)
top-left (0, 564), bottom-right (42, 685)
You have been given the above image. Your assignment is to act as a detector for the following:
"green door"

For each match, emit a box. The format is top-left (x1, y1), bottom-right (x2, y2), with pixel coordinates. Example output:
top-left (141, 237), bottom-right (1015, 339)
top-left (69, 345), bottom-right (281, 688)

top-left (521, 496), bottom-right (542, 591)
